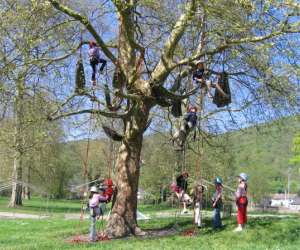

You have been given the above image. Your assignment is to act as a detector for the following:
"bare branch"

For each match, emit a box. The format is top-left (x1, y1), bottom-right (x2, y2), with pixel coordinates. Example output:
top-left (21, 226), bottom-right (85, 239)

top-left (48, 0), bottom-right (117, 63)
top-left (151, 0), bottom-right (197, 83)
top-left (48, 107), bottom-right (132, 121)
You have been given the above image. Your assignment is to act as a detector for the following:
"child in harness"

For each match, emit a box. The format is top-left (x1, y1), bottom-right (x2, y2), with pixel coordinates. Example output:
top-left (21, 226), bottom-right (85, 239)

top-left (193, 61), bottom-right (213, 98)
top-left (170, 172), bottom-right (192, 214)
top-left (88, 40), bottom-right (107, 86)
top-left (88, 186), bottom-right (109, 241)
top-left (173, 106), bottom-right (198, 150)
top-left (234, 173), bottom-right (248, 232)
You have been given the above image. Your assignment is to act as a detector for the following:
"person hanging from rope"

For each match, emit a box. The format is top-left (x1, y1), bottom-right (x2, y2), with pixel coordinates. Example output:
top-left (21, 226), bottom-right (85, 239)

top-left (88, 186), bottom-right (109, 242)
top-left (173, 106), bottom-right (198, 150)
top-left (212, 177), bottom-right (223, 230)
top-left (88, 40), bottom-right (107, 86)
top-left (193, 61), bottom-right (214, 98)
top-left (170, 171), bottom-right (192, 214)
top-left (234, 173), bottom-right (249, 232)
top-left (192, 183), bottom-right (206, 228)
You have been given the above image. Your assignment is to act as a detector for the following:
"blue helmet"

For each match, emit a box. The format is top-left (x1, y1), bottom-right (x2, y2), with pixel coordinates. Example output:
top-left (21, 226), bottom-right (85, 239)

top-left (214, 177), bottom-right (223, 185)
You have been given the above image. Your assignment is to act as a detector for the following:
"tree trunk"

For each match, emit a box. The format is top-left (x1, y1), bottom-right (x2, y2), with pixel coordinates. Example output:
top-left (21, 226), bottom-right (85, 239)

top-left (105, 106), bottom-right (149, 238)
top-left (9, 156), bottom-right (23, 207)
top-left (9, 80), bottom-right (25, 207)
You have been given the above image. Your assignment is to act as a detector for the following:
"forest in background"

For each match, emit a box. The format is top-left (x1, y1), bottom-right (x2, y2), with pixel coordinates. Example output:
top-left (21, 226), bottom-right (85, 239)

top-left (1, 114), bottom-right (299, 203)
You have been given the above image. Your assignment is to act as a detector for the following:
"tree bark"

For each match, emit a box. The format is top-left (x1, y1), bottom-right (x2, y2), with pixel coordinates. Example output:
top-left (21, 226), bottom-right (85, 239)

top-left (105, 105), bottom-right (150, 238)
top-left (9, 80), bottom-right (25, 207)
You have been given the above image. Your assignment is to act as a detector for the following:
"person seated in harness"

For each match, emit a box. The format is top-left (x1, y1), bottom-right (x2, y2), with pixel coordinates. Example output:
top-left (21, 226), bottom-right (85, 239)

top-left (170, 171), bottom-right (192, 214)
top-left (88, 40), bottom-right (107, 86)
top-left (88, 186), bottom-right (109, 242)
top-left (173, 106), bottom-right (198, 150)
top-left (193, 61), bottom-right (214, 98)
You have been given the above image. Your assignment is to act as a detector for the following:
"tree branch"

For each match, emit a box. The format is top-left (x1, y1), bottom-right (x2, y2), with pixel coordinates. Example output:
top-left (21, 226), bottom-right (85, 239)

top-left (48, 107), bottom-right (132, 121)
top-left (48, 0), bottom-right (117, 63)
top-left (151, 0), bottom-right (197, 83)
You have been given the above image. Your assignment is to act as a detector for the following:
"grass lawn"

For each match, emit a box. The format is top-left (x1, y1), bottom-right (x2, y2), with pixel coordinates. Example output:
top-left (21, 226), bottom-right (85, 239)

top-left (0, 197), bottom-right (300, 250)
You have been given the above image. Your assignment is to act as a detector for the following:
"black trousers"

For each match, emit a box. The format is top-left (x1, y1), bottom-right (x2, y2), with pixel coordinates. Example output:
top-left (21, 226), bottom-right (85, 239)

top-left (90, 58), bottom-right (107, 81)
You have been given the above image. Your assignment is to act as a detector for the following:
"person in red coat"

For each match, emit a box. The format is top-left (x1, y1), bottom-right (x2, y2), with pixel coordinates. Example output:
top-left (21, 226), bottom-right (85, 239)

top-left (103, 178), bottom-right (114, 202)
top-left (234, 173), bottom-right (248, 232)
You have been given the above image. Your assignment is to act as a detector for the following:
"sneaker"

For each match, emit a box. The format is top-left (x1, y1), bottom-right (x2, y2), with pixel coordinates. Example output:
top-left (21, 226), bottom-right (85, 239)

top-left (233, 226), bottom-right (243, 232)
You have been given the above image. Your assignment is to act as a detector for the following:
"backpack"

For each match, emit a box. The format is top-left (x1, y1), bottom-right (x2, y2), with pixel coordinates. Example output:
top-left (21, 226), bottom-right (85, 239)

top-left (213, 72), bottom-right (231, 108)
top-left (75, 57), bottom-right (86, 94)
top-left (171, 100), bottom-right (182, 117)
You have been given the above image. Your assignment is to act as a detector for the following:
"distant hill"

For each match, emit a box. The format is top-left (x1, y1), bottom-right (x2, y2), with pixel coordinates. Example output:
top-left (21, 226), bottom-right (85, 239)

top-left (57, 115), bottom-right (300, 201)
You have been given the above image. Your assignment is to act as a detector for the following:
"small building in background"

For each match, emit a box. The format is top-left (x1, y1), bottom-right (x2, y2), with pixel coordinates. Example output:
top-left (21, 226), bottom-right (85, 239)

top-left (270, 193), bottom-right (298, 207)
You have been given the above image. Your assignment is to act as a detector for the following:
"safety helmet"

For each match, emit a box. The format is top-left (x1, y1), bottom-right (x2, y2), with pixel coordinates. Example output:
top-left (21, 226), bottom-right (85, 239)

top-left (238, 173), bottom-right (248, 182)
top-left (196, 59), bottom-right (205, 65)
top-left (89, 40), bottom-right (97, 47)
top-left (90, 186), bottom-right (99, 193)
top-left (214, 177), bottom-right (223, 185)
top-left (182, 171), bottom-right (189, 177)
top-left (188, 106), bottom-right (198, 112)
top-left (104, 178), bottom-right (113, 186)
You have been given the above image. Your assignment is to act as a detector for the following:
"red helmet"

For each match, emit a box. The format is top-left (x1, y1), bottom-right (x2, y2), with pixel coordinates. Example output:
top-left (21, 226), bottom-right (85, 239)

top-left (89, 40), bottom-right (97, 48)
top-left (188, 106), bottom-right (197, 112)
top-left (104, 178), bottom-right (113, 186)
top-left (182, 171), bottom-right (189, 177)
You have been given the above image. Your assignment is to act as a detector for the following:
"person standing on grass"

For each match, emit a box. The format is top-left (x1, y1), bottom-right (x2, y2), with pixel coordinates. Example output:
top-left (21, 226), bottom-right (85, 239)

top-left (193, 183), bottom-right (205, 228)
top-left (88, 186), bottom-right (109, 242)
top-left (212, 177), bottom-right (223, 229)
top-left (234, 173), bottom-right (248, 232)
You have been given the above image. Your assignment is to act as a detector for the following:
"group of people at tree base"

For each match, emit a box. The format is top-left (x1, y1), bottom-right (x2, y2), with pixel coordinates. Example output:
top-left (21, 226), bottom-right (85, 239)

top-left (171, 172), bottom-right (249, 231)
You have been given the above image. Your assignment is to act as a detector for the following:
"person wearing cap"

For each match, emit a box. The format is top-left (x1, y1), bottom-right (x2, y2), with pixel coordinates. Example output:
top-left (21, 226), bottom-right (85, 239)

top-left (88, 40), bottom-right (107, 86)
top-left (234, 173), bottom-right (248, 232)
top-left (88, 186), bottom-right (109, 241)
top-left (212, 177), bottom-right (223, 229)
top-left (173, 106), bottom-right (198, 150)
top-left (193, 183), bottom-right (205, 228)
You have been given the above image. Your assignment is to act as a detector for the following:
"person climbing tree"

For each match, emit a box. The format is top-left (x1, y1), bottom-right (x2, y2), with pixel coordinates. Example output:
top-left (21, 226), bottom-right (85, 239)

top-left (212, 177), bottom-right (223, 230)
top-left (193, 183), bottom-right (205, 228)
top-left (193, 61), bottom-right (213, 98)
top-left (173, 106), bottom-right (198, 150)
top-left (171, 171), bottom-right (192, 214)
top-left (88, 186), bottom-right (109, 242)
top-left (88, 40), bottom-right (107, 86)
top-left (234, 173), bottom-right (248, 232)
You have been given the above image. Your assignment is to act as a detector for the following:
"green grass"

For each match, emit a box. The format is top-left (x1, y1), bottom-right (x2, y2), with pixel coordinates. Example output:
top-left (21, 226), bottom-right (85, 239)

top-left (1, 216), bottom-right (300, 250)
top-left (1, 197), bottom-right (300, 250)
top-left (0, 197), bottom-right (82, 215)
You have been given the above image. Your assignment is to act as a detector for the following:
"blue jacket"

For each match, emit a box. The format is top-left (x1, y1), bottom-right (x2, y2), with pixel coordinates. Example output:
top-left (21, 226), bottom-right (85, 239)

top-left (184, 112), bottom-right (197, 127)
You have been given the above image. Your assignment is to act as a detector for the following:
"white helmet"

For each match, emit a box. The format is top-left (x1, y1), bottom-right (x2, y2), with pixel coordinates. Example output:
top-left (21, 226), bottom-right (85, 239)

top-left (90, 186), bottom-right (99, 192)
top-left (239, 173), bottom-right (248, 182)
top-left (196, 59), bottom-right (205, 65)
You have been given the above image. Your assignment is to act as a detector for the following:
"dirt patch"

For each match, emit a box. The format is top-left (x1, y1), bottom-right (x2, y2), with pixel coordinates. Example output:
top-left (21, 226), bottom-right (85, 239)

top-left (0, 212), bottom-right (48, 219)
top-left (66, 233), bottom-right (110, 244)
top-left (137, 226), bottom-right (179, 239)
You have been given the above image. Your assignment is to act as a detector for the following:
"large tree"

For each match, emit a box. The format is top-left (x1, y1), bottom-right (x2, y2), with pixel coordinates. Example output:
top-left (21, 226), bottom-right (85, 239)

top-left (9, 0), bottom-right (298, 237)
